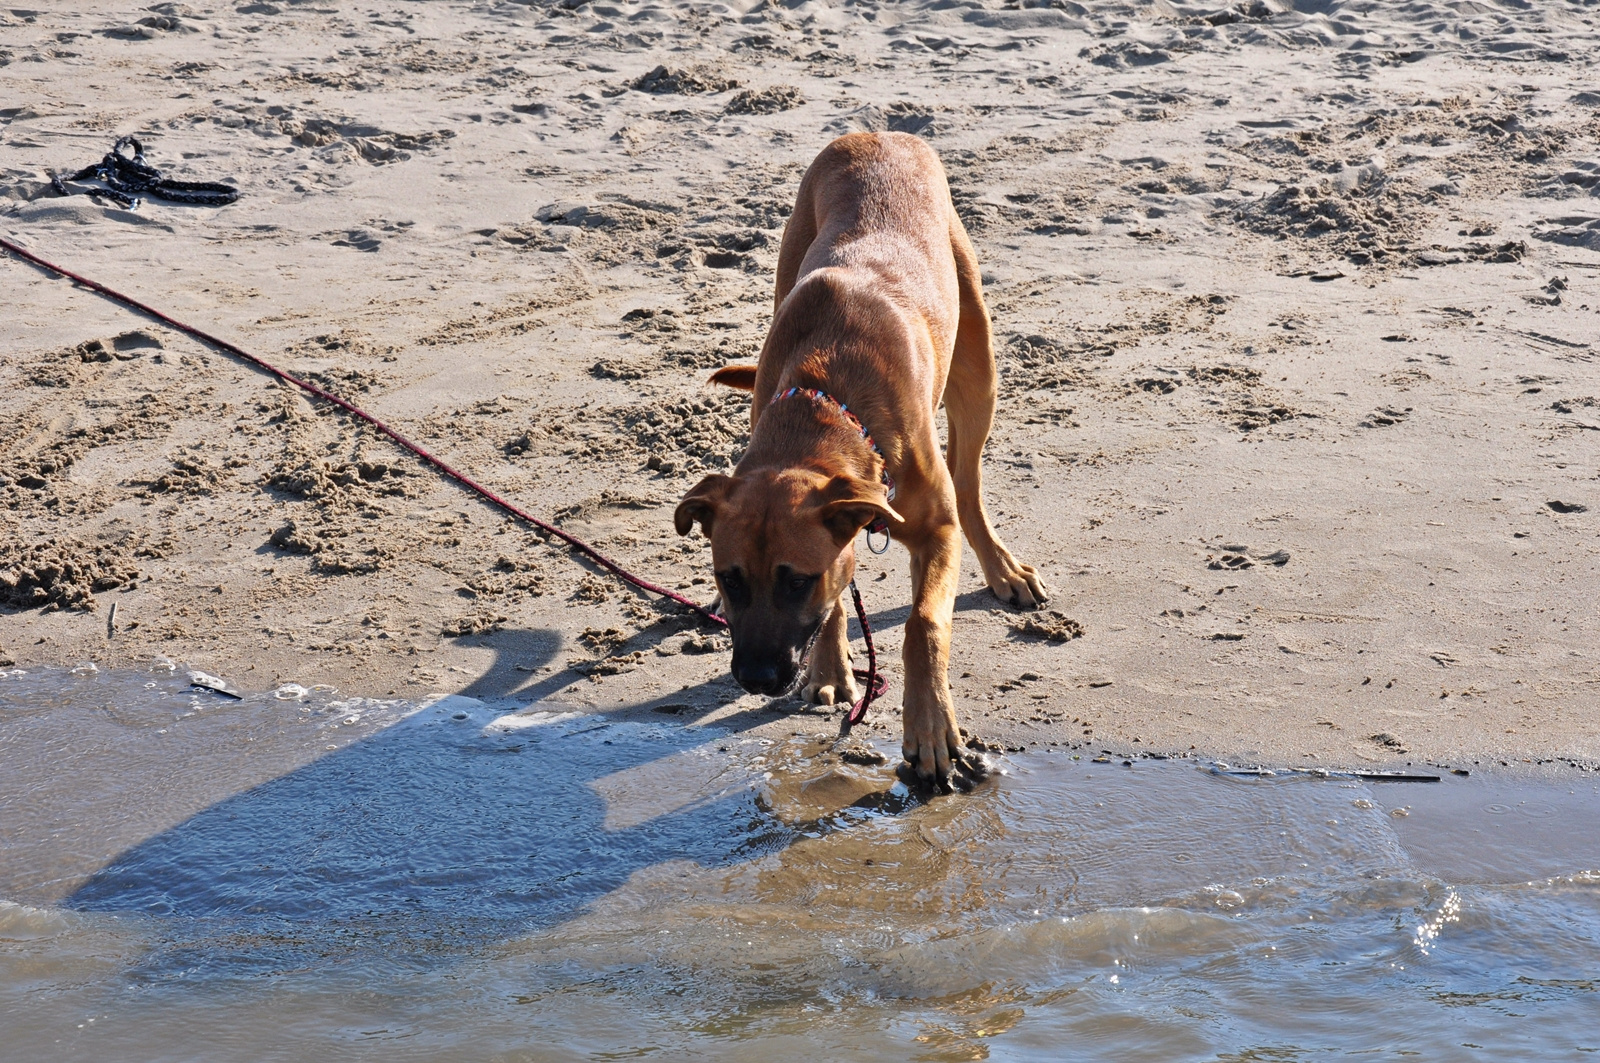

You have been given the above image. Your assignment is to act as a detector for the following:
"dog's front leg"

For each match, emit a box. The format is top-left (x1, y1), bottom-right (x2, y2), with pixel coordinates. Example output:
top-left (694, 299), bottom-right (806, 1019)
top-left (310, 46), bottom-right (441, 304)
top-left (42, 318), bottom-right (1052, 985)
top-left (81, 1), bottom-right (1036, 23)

top-left (901, 521), bottom-right (990, 794)
top-left (802, 595), bottom-right (858, 707)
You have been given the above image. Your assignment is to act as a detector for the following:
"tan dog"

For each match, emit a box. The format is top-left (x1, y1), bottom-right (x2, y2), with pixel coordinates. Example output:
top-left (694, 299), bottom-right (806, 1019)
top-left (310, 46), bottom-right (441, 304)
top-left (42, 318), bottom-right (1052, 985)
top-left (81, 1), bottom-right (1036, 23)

top-left (674, 132), bottom-right (1048, 792)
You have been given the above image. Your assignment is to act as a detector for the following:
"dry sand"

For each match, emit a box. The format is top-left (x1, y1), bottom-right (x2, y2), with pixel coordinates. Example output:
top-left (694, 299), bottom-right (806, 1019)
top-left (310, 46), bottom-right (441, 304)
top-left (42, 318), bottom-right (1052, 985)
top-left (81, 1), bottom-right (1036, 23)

top-left (3, 0), bottom-right (1599, 773)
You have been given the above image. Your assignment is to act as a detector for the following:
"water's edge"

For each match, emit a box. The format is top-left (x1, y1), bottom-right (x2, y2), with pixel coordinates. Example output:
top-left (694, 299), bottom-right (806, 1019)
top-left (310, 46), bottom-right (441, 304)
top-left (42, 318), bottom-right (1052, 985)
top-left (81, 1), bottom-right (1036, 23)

top-left (4, 667), bottom-right (1598, 1062)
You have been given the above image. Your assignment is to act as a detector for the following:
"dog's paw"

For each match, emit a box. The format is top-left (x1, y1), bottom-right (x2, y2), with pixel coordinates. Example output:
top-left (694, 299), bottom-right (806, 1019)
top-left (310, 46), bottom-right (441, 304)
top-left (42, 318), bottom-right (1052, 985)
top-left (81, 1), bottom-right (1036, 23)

top-left (802, 638), bottom-right (857, 707)
top-left (802, 659), bottom-right (858, 707)
top-left (895, 750), bottom-right (993, 796)
top-left (989, 561), bottom-right (1049, 611)
top-left (801, 677), bottom-right (858, 707)
top-left (900, 710), bottom-right (976, 795)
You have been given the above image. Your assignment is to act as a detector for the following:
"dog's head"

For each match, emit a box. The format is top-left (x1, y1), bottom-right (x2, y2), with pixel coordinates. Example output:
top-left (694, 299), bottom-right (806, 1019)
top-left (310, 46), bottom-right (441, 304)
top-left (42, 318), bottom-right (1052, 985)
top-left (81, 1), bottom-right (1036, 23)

top-left (674, 469), bottom-right (900, 696)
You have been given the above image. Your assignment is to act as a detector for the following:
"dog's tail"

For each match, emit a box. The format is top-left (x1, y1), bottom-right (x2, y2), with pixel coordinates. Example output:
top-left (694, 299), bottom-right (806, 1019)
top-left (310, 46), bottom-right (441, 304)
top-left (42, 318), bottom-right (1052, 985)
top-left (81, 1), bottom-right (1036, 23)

top-left (708, 364), bottom-right (757, 391)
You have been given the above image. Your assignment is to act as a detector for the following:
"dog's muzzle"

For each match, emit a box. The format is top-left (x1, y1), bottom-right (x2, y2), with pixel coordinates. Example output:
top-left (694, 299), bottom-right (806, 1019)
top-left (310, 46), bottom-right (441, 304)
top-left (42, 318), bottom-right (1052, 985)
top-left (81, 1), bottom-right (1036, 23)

top-left (733, 661), bottom-right (787, 696)
top-left (729, 617), bottom-right (824, 697)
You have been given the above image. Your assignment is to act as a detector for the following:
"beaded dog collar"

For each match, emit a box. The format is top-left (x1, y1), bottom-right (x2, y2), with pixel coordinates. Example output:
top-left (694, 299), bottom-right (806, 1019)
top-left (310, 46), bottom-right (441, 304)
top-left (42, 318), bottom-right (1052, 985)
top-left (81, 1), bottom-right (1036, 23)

top-left (769, 386), bottom-right (897, 551)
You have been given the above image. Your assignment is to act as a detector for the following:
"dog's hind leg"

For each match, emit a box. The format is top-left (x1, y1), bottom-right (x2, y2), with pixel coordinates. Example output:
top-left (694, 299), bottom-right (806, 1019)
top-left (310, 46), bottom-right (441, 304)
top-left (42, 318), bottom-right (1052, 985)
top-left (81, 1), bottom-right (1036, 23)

top-left (944, 222), bottom-right (1049, 610)
top-left (802, 596), bottom-right (858, 708)
top-left (773, 172), bottom-right (820, 313)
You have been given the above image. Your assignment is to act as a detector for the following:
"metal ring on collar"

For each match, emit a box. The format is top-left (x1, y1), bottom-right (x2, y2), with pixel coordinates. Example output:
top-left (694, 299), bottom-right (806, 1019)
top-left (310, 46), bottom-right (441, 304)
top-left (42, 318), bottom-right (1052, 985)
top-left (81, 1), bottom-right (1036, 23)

top-left (866, 526), bottom-right (891, 554)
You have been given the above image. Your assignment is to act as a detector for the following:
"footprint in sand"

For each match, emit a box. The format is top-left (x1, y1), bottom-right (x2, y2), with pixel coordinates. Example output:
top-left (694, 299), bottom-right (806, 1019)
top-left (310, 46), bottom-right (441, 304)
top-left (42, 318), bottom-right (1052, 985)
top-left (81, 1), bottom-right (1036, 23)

top-left (1208, 553), bottom-right (1252, 571)
top-left (725, 86), bottom-right (804, 115)
top-left (329, 229), bottom-right (383, 252)
top-left (1208, 546), bottom-right (1289, 570)
top-left (1370, 732), bottom-right (1408, 753)
top-left (1361, 406), bottom-right (1412, 427)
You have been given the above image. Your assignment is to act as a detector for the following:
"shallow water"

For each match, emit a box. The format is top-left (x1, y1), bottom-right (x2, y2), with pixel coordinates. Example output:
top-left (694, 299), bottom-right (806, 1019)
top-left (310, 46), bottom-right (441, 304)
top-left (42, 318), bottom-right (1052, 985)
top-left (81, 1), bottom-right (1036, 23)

top-left (2, 667), bottom-right (1598, 1061)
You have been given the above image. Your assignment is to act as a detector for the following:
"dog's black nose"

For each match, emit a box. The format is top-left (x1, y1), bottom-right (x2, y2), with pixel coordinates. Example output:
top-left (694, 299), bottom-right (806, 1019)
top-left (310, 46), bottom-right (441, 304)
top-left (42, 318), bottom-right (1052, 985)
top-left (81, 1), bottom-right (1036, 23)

top-left (734, 662), bottom-right (781, 695)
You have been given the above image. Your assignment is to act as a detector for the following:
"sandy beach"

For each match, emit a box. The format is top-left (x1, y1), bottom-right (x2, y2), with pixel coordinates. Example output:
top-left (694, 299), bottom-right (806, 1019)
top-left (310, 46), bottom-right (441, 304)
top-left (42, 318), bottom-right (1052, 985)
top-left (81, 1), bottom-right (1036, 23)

top-left (3, 0), bottom-right (1599, 771)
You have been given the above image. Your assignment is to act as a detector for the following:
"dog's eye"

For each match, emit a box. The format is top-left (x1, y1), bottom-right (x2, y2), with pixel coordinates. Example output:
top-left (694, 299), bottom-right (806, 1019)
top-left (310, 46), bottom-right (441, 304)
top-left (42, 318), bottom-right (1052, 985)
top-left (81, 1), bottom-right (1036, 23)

top-left (786, 574), bottom-right (816, 595)
top-left (717, 569), bottom-right (751, 610)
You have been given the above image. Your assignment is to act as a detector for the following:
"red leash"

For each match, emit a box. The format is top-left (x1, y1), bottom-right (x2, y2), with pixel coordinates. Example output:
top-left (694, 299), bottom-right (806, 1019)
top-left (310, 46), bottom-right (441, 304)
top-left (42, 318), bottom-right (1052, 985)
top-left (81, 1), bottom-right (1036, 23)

top-left (841, 579), bottom-right (883, 736)
top-left (0, 235), bottom-right (718, 626)
top-left (1, 235), bottom-right (889, 724)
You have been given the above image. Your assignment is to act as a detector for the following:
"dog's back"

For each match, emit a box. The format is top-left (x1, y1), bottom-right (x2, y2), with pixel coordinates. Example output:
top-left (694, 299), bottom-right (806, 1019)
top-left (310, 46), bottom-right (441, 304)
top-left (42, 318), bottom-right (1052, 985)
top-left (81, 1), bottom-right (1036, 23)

top-left (776, 133), bottom-right (962, 358)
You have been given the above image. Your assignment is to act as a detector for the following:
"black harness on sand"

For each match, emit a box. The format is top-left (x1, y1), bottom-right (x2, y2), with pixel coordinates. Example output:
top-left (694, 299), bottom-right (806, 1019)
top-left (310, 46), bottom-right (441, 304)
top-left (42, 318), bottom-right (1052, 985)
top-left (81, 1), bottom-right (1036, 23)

top-left (51, 136), bottom-right (239, 210)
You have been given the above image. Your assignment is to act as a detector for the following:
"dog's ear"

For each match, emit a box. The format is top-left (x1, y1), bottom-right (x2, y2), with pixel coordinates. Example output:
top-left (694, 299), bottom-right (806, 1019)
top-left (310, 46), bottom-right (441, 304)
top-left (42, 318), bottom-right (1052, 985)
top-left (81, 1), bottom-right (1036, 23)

top-left (708, 365), bottom-right (757, 391)
top-left (817, 475), bottom-right (903, 546)
top-left (674, 474), bottom-right (735, 537)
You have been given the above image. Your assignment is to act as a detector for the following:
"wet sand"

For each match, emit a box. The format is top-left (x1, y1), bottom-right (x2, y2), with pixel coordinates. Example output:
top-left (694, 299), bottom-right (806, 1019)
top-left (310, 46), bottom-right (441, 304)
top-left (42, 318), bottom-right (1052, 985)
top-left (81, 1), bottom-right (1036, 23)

top-left (3, 0), bottom-right (1599, 771)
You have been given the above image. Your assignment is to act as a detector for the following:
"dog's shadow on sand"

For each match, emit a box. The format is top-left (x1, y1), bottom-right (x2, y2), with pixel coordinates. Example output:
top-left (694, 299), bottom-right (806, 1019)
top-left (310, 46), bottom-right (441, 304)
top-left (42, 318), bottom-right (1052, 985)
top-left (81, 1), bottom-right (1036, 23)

top-left (65, 623), bottom-right (820, 977)
top-left (854, 587), bottom-right (1013, 634)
